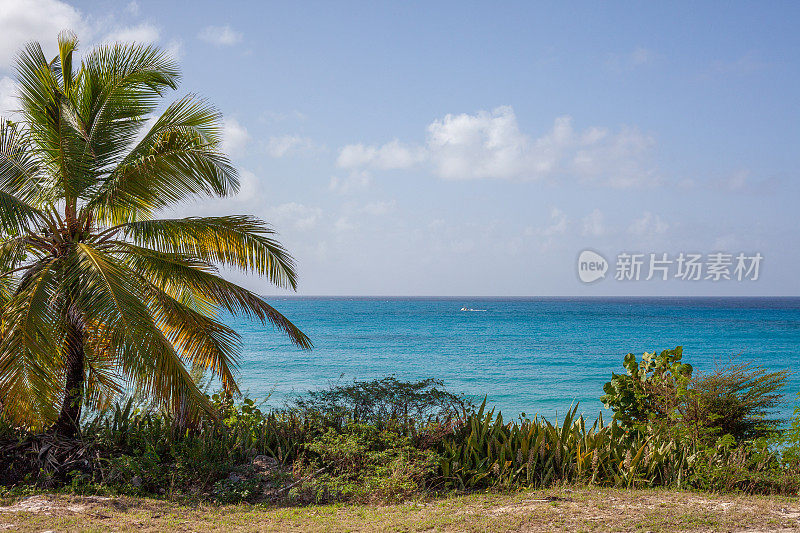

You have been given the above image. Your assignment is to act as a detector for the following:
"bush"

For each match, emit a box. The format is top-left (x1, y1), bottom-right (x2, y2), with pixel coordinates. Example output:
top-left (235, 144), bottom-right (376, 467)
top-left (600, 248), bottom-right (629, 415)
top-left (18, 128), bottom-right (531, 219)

top-left (778, 392), bottom-right (800, 465)
top-left (602, 347), bottom-right (788, 443)
top-left (600, 347), bottom-right (692, 429)
top-left (1, 369), bottom-right (798, 501)
top-left (290, 376), bottom-right (470, 432)
top-left (682, 361), bottom-right (788, 441)
top-left (292, 424), bottom-right (441, 503)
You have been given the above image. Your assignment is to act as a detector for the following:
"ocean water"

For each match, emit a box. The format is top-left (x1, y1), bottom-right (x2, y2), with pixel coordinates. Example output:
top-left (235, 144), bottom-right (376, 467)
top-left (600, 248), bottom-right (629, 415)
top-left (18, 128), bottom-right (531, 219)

top-left (226, 297), bottom-right (800, 421)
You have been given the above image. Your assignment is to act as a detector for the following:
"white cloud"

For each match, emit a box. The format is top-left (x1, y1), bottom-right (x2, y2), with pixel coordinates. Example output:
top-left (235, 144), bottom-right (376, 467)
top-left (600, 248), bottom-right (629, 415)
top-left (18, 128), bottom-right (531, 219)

top-left (266, 135), bottom-right (316, 158)
top-left (0, 0), bottom-right (89, 68)
top-left (125, 1), bottom-right (140, 16)
top-left (338, 106), bottom-right (657, 188)
top-left (0, 76), bottom-right (19, 120)
top-left (571, 125), bottom-right (656, 188)
top-left (538, 207), bottom-right (568, 237)
top-left (103, 23), bottom-right (160, 45)
top-left (165, 39), bottom-right (184, 61)
top-left (334, 216), bottom-right (355, 232)
top-left (329, 171), bottom-right (371, 193)
top-left (235, 169), bottom-right (261, 202)
top-left (268, 202), bottom-right (322, 231)
top-left (198, 25), bottom-right (243, 46)
top-left (222, 118), bottom-right (250, 157)
top-left (582, 209), bottom-right (606, 237)
top-left (337, 139), bottom-right (425, 170)
top-left (628, 211), bottom-right (668, 236)
top-left (360, 200), bottom-right (396, 216)
top-left (427, 106), bottom-right (543, 180)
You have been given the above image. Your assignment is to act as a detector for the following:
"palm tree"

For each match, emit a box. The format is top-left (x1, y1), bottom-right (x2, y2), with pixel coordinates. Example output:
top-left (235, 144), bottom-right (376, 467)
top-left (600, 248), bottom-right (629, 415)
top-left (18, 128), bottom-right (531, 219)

top-left (0, 33), bottom-right (311, 436)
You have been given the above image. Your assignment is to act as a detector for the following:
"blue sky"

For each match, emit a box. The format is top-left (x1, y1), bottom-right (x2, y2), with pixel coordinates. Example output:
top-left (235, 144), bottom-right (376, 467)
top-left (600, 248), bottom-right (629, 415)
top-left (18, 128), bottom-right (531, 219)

top-left (1, 1), bottom-right (799, 295)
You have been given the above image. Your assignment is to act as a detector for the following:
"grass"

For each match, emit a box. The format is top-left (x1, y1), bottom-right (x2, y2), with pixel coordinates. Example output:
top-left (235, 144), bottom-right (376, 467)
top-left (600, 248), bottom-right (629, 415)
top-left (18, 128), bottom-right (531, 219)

top-left (1, 486), bottom-right (798, 532)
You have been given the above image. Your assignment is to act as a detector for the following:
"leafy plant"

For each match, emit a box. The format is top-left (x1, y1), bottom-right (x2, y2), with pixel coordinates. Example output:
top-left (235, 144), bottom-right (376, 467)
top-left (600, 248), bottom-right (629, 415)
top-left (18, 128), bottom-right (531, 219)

top-left (295, 424), bottom-right (440, 503)
top-left (600, 346), bottom-right (693, 428)
top-left (291, 376), bottom-right (469, 433)
top-left (682, 360), bottom-right (788, 441)
top-left (601, 348), bottom-right (787, 443)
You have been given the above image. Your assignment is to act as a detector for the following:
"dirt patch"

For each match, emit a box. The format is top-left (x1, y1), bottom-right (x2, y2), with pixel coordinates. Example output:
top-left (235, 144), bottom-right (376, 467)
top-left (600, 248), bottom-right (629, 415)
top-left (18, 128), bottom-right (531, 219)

top-left (0, 488), bottom-right (798, 532)
top-left (0, 495), bottom-right (123, 516)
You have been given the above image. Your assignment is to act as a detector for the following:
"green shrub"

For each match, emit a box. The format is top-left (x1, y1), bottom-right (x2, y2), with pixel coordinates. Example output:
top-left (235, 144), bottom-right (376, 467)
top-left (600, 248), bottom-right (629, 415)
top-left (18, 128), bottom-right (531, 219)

top-left (212, 477), bottom-right (261, 503)
top-left (778, 392), bottom-right (800, 465)
top-left (1, 369), bottom-right (797, 501)
top-left (602, 347), bottom-right (788, 443)
top-left (683, 361), bottom-right (788, 441)
top-left (600, 346), bottom-right (692, 428)
top-left (293, 424), bottom-right (441, 503)
top-left (291, 376), bottom-right (469, 432)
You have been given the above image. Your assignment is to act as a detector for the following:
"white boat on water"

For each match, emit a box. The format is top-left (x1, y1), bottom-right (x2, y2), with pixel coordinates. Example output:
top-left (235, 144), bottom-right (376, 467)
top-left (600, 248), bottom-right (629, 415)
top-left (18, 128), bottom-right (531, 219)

top-left (460, 306), bottom-right (487, 312)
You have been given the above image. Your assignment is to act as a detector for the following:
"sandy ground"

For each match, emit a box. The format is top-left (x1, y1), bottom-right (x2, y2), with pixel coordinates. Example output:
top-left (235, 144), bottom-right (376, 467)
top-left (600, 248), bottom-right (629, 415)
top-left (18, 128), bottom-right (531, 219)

top-left (0, 486), bottom-right (799, 532)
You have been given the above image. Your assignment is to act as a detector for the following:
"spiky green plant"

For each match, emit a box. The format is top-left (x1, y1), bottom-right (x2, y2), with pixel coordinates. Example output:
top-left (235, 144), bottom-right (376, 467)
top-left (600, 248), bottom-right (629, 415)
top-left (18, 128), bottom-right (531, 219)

top-left (0, 33), bottom-right (311, 436)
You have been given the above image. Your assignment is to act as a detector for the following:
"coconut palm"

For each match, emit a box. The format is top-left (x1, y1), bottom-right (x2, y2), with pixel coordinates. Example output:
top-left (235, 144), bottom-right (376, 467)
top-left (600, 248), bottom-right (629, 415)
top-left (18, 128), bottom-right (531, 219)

top-left (0, 33), bottom-right (311, 436)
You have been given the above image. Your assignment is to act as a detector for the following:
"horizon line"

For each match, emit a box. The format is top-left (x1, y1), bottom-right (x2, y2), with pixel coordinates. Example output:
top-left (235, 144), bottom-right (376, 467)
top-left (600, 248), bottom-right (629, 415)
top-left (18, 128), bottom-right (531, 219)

top-left (257, 294), bottom-right (800, 299)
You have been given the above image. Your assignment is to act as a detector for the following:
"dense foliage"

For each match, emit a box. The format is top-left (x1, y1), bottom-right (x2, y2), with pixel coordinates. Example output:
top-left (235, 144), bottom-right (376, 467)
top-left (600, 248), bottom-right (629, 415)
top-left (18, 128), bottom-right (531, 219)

top-left (601, 346), bottom-right (788, 441)
top-left (1, 360), bottom-right (798, 503)
top-left (290, 376), bottom-right (469, 430)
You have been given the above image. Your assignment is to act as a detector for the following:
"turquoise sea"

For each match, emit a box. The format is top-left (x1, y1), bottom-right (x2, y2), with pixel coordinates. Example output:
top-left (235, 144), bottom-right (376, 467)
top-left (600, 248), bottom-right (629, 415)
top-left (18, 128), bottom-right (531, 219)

top-left (227, 297), bottom-right (800, 421)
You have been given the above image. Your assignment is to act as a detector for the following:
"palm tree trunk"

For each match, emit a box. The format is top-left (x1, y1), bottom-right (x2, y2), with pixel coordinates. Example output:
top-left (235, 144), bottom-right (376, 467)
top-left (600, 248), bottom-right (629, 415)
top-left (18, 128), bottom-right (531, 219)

top-left (52, 315), bottom-right (85, 437)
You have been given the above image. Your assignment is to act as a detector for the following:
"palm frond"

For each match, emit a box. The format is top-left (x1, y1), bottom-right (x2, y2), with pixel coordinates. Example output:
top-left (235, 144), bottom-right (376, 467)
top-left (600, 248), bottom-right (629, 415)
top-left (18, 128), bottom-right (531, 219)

top-left (73, 243), bottom-right (212, 414)
top-left (117, 215), bottom-right (298, 289)
top-left (0, 118), bottom-right (49, 205)
top-left (74, 42), bottom-right (179, 173)
top-left (0, 258), bottom-right (65, 428)
top-left (110, 240), bottom-right (311, 349)
top-left (86, 95), bottom-right (236, 223)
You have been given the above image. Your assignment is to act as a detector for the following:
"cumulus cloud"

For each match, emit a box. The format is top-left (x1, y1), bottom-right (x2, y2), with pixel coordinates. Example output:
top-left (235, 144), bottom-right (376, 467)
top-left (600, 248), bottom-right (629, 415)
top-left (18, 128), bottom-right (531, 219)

top-left (334, 216), bottom-right (355, 232)
top-left (267, 202), bottom-right (322, 231)
top-left (427, 106), bottom-right (547, 180)
top-left (538, 207), bottom-right (568, 237)
top-left (582, 209), bottom-right (606, 237)
top-left (125, 1), bottom-right (140, 16)
top-left (222, 118), bottom-right (250, 157)
top-left (265, 135), bottom-right (316, 158)
top-left (198, 25), bottom-right (243, 46)
top-left (572, 125), bottom-right (656, 188)
top-left (102, 23), bottom-right (160, 45)
top-left (338, 106), bottom-right (657, 188)
top-left (337, 139), bottom-right (425, 170)
top-left (329, 171), bottom-right (371, 194)
top-left (235, 169), bottom-right (261, 202)
top-left (628, 211), bottom-right (668, 236)
top-left (0, 0), bottom-right (89, 68)
top-left (165, 39), bottom-right (185, 61)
